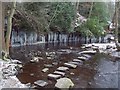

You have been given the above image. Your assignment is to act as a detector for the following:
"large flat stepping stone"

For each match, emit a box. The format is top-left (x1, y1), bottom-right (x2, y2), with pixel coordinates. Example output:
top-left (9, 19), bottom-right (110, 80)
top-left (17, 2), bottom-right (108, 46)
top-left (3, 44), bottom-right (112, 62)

top-left (73, 59), bottom-right (83, 63)
top-left (57, 66), bottom-right (69, 71)
top-left (68, 61), bottom-right (81, 65)
top-left (79, 50), bottom-right (96, 54)
top-left (77, 56), bottom-right (88, 60)
top-left (34, 80), bottom-right (48, 87)
top-left (82, 54), bottom-right (91, 58)
top-left (48, 74), bottom-right (61, 80)
top-left (64, 63), bottom-right (77, 69)
top-left (54, 71), bottom-right (65, 76)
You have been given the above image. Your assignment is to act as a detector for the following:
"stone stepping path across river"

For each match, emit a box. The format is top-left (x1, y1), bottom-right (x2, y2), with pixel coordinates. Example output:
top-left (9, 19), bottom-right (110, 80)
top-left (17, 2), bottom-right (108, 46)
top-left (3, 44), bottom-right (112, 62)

top-left (47, 53), bottom-right (94, 80)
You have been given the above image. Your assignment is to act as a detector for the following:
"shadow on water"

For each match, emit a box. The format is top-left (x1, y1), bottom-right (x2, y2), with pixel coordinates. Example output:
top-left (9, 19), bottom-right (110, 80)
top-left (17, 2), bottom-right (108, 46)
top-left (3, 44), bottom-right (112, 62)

top-left (10, 42), bottom-right (119, 89)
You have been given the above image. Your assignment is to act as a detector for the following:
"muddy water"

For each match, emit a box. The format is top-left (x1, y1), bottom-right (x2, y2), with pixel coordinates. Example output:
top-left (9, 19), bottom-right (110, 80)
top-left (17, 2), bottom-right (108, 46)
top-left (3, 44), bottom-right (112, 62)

top-left (10, 42), bottom-right (119, 89)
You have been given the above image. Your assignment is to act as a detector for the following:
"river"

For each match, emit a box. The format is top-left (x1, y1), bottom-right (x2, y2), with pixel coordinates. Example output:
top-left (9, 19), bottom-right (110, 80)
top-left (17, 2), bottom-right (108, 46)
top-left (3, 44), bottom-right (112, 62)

top-left (10, 42), bottom-right (119, 89)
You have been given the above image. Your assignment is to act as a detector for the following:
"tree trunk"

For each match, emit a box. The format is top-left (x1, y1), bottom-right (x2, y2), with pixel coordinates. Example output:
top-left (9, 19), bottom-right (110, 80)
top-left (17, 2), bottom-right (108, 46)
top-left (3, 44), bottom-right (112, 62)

top-left (70, 1), bottom-right (79, 32)
top-left (88, 2), bottom-right (94, 18)
top-left (0, 1), bottom-right (3, 59)
top-left (115, 1), bottom-right (120, 50)
top-left (4, 1), bottom-right (16, 58)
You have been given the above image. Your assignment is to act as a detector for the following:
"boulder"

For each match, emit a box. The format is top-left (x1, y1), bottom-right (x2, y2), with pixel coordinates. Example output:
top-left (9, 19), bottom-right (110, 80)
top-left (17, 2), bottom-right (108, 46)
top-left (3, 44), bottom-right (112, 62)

top-left (48, 74), bottom-right (61, 80)
top-left (34, 80), bottom-right (48, 87)
top-left (55, 78), bottom-right (74, 89)
top-left (64, 63), bottom-right (77, 69)
top-left (54, 71), bottom-right (65, 76)
top-left (57, 67), bottom-right (69, 72)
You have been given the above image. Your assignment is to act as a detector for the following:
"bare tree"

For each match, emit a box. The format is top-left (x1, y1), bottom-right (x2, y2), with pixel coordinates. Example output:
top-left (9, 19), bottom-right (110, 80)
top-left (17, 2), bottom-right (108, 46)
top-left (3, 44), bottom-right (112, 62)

top-left (115, 1), bottom-right (120, 50)
top-left (88, 2), bottom-right (94, 19)
top-left (3, 1), bottom-right (16, 60)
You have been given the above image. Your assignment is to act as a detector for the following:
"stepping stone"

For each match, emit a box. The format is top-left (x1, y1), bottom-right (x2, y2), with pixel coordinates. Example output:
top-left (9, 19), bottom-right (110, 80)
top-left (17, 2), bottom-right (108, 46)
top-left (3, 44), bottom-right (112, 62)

top-left (82, 54), bottom-right (91, 58)
top-left (34, 80), bottom-right (48, 87)
top-left (77, 56), bottom-right (87, 60)
top-left (47, 56), bottom-right (52, 59)
top-left (79, 50), bottom-right (96, 54)
top-left (42, 68), bottom-right (49, 73)
top-left (48, 74), bottom-right (61, 80)
top-left (73, 59), bottom-right (83, 63)
top-left (44, 64), bottom-right (53, 68)
top-left (52, 62), bottom-right (58, 66)
top-left (68, 61), bottom-right (80, 65)
top-left (64, 63), bottom-right (77, 69)
top-left (57, 67), bottom-right (69, 71)
top-left (54, 71), bottom-right (65, 76)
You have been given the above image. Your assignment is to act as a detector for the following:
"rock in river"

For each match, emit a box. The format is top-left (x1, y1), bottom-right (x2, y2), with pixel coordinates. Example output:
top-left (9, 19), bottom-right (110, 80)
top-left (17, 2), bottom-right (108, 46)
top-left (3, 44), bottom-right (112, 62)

top-left (42, 68), bottom-right (49, 73)
top-left (55, 78), bottom-right (74, 89)
top-left (68, 61), bottom-right (80, 65)
top-left (78, 56), bottom-right (88, 61)
top-left (79, 50), bottom-right (96, 55)
top-left (64, 63), bottom-right (77, 69)
top-left (57, 67), bottom-right (69, 72)
top-left (48, 74), bottom-right (61, 80)
top-left (34, 80), bottom-right (48, 87)
top-left (54, 71), bottom-right (65, 76)
top-left (73, 59), bottom-right (83, 63)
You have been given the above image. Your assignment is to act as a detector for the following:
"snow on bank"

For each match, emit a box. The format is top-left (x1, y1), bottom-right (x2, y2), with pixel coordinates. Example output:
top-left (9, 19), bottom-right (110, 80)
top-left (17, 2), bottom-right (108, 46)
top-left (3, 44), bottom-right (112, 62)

top-left (83, 43), bottom-right (116, 50)
top-left (82, 43), bottom-right (120, 59)
top-left (0, 59), bottom-right (27, 89)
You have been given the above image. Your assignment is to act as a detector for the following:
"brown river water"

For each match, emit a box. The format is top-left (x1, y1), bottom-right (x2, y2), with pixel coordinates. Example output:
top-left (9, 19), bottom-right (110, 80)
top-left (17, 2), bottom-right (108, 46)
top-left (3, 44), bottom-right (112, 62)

top-left (10, 42), bottom-right (119, 89)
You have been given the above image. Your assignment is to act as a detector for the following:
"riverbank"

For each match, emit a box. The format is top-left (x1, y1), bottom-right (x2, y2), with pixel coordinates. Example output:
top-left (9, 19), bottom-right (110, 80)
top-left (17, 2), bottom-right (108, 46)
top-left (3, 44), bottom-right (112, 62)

top-left (0, 59), bottom-right (27, 89)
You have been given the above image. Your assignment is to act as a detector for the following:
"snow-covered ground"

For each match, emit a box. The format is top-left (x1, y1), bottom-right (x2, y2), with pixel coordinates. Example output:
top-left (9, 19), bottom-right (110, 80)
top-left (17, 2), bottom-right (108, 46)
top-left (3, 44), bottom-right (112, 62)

top-left (0, 59), bottom-right (27, 89)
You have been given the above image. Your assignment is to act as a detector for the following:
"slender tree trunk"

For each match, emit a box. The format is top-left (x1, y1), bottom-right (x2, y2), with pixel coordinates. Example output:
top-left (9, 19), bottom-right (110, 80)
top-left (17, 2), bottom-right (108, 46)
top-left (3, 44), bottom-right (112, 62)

top-left (2, 3), bottom-right (5, 53)
top-left (0, 2), bottom-right (5, 59)
top-left (0, 1), bottom-right (3, 59)
top-left (5, 1), bottom-right (16, 58)
top-left (88, 2), bottom-right (94, 18)
top-left (115, 1), bottom-right (120, 50)
top-left (70, 1), bottom-right (79, 32)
